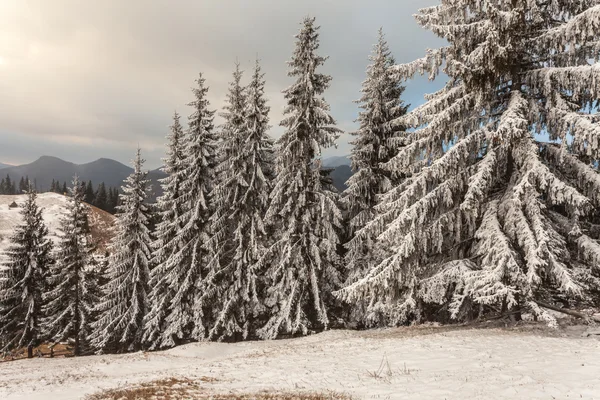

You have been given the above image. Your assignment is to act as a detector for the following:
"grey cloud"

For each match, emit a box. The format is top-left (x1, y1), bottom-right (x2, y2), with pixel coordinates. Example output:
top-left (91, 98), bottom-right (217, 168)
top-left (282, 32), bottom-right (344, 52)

top-left (0, 0), bottom-right (443, 169)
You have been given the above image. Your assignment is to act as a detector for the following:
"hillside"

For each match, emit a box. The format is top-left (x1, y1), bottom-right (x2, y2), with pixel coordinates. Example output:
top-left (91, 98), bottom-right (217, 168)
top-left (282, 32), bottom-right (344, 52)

top-left (0, 325), bottom-right (598, 399)
top-left (0, 193), bottom-right (116, 255)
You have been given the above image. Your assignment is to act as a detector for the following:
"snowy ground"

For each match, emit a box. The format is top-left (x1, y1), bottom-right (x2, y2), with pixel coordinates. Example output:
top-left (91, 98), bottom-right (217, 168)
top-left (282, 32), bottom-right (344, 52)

top-left (1, 325), bottom-right (599, 399)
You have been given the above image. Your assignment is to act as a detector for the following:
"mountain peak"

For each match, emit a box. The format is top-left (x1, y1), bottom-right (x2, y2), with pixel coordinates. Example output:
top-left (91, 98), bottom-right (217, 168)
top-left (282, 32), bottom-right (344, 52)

top-left (31, 156), bottom-right (75, 168)
top-left (37, 155), bottom-right (68, 162)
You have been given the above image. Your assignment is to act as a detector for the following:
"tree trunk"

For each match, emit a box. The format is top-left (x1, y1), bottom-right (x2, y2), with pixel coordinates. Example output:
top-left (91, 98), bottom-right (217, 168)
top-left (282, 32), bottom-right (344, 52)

top-left (501, 296), bottom-right (508, 315)
top-left (74, 335), bottom-right (80, 357)
top-left (27, 345), bottom-right (33, 359)
top-left (510, 294), bottom-right (522, 322)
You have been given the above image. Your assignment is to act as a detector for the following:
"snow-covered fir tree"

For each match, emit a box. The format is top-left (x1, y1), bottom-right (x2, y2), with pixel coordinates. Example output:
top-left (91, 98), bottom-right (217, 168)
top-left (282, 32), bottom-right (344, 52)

top-left (0, 187), bottom-right (53, 357)
top-left (143, 112), bottom-right (186, 347)
top-left (204, 59), bottom-right (275, 341)
top-left (143, 73), bottom-right (218, 349)
top-left (43, 176), bottom-right (100, 355)
top-left (342, 29), bottom-right (409, 325)
top-left (258, 17), bottom-right (343, 339)
top-left (91, 149), bottom-right (152, 353)
top-left (337, 1), bottom-right (600, 326)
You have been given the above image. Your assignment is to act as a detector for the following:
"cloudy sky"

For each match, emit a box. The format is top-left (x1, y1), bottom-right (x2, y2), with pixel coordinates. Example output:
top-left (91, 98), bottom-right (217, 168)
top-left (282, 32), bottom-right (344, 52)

top-left (0, 0), bottom-right (444, 169)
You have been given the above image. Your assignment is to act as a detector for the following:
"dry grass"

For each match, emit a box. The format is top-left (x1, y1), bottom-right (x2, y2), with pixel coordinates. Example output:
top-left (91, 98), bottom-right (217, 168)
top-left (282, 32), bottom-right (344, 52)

top-left (87, 204), bottom-right (116, 252)
top-left (85, 378), bottom-right (201, 400)
top-left (85, 377), bottom-right (354, 400)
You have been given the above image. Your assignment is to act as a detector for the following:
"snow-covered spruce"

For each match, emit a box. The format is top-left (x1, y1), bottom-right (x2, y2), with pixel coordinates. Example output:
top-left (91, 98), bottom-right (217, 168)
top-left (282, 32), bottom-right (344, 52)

top-left (204, 60), bottom-right (275, 341)
top-left (342, 28), bottom-right (409, 326)
top-left (337, 1), bottom-right (600, 326)
top-left (258, 17), bottom-right (343, 339)
top-left (143, 73), bottom-right (218, 349)
top-left (0, 187), bottom-right (53, 357)
top-left (143, 112), bottom-right (186, 348)
top-left (91, 149), bottom-right (152, 353)
top-left (43, 177), bottom-right (100, 355)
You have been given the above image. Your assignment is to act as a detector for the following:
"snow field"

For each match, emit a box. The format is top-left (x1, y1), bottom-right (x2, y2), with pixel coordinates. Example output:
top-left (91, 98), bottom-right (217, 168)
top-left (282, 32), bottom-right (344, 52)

top-left (0, 327), bottom-right (598, 400)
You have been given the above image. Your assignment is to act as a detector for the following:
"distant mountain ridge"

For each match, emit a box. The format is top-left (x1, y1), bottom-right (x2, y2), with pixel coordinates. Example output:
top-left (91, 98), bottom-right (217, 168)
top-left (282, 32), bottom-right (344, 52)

top-left (321, 155), bottom-right (353, 190)
top-left (0, 155), bottom-right (354, 195)
top-left (0, 156), bottom-right (166, 197)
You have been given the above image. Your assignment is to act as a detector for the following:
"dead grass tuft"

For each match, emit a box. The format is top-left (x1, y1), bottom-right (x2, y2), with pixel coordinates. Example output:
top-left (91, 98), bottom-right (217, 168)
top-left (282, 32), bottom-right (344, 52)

top-left (366, 354), bottom-right (416, 383)
top-left (85, 377), bottom-right (354, 400)
top-left (199, 376), bottom-right (220, 383)
top-left (85, 377), bottom-right (202, 400)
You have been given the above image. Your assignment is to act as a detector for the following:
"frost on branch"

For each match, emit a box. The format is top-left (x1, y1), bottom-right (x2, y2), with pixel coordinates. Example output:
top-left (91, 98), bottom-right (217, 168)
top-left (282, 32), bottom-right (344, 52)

top-left (337, 0), bottom-right (600, 325)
